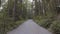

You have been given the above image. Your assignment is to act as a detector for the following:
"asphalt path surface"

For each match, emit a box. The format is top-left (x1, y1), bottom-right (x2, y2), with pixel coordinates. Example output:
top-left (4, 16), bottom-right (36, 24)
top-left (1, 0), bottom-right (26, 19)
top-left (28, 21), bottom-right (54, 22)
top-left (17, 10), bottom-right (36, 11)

top-left (7, 19), bottom-right (52, 34)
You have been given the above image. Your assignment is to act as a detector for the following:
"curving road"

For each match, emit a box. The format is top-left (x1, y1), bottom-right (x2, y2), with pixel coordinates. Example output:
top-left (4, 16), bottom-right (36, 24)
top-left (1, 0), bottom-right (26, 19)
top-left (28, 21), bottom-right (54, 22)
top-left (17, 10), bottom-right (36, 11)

top-left (7, 19), bottom-right (52, 34)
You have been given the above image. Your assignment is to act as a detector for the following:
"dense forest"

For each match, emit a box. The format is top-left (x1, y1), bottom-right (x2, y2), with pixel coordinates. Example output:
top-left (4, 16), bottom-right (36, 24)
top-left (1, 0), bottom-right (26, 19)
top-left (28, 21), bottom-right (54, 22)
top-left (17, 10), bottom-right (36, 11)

top-left (0, 0), bottom-right (60, 34)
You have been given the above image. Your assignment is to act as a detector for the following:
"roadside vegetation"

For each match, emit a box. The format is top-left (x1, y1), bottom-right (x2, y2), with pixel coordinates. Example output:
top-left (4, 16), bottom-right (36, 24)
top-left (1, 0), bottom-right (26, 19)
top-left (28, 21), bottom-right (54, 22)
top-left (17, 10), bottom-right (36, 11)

top-left (33, 0), bottom-right (60, 34)
top-left (0, 0), bottom-right (60, 34)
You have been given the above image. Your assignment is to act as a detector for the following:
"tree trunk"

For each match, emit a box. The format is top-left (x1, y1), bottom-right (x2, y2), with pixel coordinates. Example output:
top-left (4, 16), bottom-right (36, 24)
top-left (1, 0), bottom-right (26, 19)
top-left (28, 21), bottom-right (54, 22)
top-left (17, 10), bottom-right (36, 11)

top-left (0, 0), bottom-right (1, 6)
top-left (13, 0), bottom-right (18, 21)
top-left (8, 0), bottom-right (13, 17)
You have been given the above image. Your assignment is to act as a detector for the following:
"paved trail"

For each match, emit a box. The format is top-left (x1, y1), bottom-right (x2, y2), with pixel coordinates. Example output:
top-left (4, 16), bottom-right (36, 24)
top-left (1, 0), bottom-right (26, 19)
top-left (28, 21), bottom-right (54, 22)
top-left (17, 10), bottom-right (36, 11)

top-left (7, 19), bottom-right (52, 34)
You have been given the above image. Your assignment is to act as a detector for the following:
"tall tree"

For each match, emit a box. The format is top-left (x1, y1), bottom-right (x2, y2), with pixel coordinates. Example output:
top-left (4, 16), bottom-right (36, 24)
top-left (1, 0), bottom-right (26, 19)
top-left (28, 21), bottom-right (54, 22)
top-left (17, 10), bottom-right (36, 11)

top-left (34, 0), bottom-right (43, 16)
top-left (42, 0), bottom-right (57, 16)
top-left (18, 0), bottom-right (23, 16)
top-left (0, 0), bottom-right (1, 6)
top-left (34, 0), bottom-right (39, 16)
top-left (13, 0), bottom-right (18, 21)
top-left (38, 0), bottom-right (43, 16)
top-left (8, 0), bottom-right (14, 17)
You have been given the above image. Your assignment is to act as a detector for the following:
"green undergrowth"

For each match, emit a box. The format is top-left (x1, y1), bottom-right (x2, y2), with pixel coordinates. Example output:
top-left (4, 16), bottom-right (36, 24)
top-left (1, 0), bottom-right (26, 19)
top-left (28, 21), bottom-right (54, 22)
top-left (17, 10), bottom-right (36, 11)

top-left (49, 20), bottom-right (60, 34)
top-left (33, 16), bottom-right (53, 29)
top-left (0, 19), bottom-right (25, 34)
top-left (33, 16), bottom-right (60, 34)
top-left (0, 16), bottom-right (25, 34)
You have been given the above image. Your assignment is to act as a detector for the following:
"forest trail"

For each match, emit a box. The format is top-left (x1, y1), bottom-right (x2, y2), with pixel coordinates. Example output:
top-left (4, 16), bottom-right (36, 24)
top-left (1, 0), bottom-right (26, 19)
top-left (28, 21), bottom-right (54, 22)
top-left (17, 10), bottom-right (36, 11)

top-left (7, 19), bottom-right (52, 34)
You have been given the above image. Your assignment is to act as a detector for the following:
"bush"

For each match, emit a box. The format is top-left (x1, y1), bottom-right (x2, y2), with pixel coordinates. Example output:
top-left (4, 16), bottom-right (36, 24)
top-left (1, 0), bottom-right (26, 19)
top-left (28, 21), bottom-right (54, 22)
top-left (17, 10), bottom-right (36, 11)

top-left (0, 17), bottom-right (24, 34)
top-left (50, 20), bottom-right (60, 34)
top-left (37, 19), bottom-right (52, 29)
top-left (4, 19), bottom-right (24, 32)
top-left (34, 16), bottom-right (53, 29)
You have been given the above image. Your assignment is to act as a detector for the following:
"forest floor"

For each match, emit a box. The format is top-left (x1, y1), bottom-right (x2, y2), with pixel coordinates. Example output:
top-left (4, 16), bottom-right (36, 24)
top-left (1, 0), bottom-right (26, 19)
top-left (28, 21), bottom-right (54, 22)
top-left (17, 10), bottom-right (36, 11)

top-left (7, 19), bottom-right (52, 34)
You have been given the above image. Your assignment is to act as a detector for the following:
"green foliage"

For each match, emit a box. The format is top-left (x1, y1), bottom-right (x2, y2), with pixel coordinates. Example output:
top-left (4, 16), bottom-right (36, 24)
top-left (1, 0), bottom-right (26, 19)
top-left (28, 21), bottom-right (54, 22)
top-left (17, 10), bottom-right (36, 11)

top-left (1, 0), bottom-right (60, 34)
top-left (34, 15), bottom-right (60, 34)
top-left (0, 2), bottom-right (26, 34)
top-left (50, 20), bottom-right (60, 34)
top-left (0, 11), bottom-right (25, 34)
top-left (0, 17), bottom-right (24, 34)
top-left (34, 16), bottom-right (53, 29)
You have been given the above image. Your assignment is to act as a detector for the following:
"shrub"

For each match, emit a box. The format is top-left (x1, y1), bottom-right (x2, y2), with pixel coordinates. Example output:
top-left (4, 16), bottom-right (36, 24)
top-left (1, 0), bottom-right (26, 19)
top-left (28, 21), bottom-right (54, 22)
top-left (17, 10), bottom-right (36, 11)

top-left (34, 16), bottom-right (53, 29)
top-left (38, 19), bottom-right (52, 29)
top-left (0, 17), bottom-right (24, 34)
top-left (50, 20), bottom-right (60, 34)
